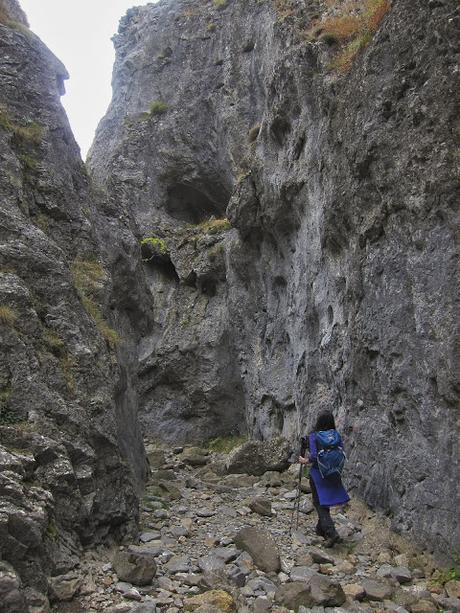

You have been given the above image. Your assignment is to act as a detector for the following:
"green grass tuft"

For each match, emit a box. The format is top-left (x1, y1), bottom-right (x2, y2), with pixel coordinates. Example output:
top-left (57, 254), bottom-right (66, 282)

top-left (71, 259), bottom-right (120, 349)
top-left (206, 435), bottom-right (247, 454)
top-left (141, 237), bottom-right (168, 256)
top-left (149, 100), bottom-right (169, 115)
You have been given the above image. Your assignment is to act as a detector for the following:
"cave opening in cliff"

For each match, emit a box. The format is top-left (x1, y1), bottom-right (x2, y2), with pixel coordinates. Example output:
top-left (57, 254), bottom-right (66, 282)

top-left (165, 182), bottom-right (228, 224)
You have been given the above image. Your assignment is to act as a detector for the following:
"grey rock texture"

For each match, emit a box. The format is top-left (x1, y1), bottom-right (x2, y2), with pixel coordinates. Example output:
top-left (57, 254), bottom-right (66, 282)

top-left (89, 0), bottom-right (460, 559)
top-left (0, 0), bottom-right (148, 602)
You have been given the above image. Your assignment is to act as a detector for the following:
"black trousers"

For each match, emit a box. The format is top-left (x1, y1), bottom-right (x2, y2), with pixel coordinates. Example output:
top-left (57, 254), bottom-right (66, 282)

top-left (309, 476), bottom-right (339, 539)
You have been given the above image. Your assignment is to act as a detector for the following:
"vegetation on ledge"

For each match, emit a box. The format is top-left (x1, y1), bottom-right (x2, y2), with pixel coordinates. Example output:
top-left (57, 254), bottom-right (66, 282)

top-left (206, 435), bottom-right (247, 454)
top-left (193, 217), bottom-right (232, 235)
top-left (71, 258), bottom-right (120, 349)
top-left (149, 100), bottom-right (169, 116)
top-left (308, 0), bottom-right (391, 73)
top-left (0, 107), bottom-right (44, 144)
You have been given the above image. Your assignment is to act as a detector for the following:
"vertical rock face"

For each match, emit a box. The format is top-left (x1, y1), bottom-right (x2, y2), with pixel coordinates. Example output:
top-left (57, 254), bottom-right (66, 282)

top-left (0, 0), bottom-right (148, 599)
top-left (89, 0), bottom-right (459, 558)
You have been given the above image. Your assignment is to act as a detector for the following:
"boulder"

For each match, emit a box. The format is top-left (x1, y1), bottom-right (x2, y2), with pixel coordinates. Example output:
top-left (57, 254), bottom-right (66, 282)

top-left (274, 582), bottom-right (314, 609)
top-left (146, 447), bottom-right (166, 469)
top-left (165, 555), bottom-right (192, 573)
top-left (290, 566), bottom-right (316, 582)
top-left (234, 527), bottom-right (280, 572)
top-left (275, 574), bottom-right (345, 608)
top-left (309, 573), bottom-right (346, 606)
top-left (181, 448), bottom-right (210, 467)
top-left (249, 497), bottom-right (273, 516)
top-left (343, 582), bottom-right (365, 600)
top-left (127, 605), bottom-right (159, 613)
top-left (410, 601), bottom-right (438, 613)
top-left (48, 572), bottom-right (83, 602)
top-left (225, 438), bottom-right (291, 476)
top-left (112, 550), bottom-right (157, 586)
top-left (362, 578), bottom-right (394, 601)
top-left (24, 588), bottom-right (51, 613)
top-left (0, 562), bottom-right (26, 613)
top-left (446, 580), bottom-right (460, 600)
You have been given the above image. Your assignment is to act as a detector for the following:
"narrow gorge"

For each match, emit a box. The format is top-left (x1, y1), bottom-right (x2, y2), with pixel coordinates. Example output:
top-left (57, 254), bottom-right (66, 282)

top-left (0, 0), bottom-right (459, 611)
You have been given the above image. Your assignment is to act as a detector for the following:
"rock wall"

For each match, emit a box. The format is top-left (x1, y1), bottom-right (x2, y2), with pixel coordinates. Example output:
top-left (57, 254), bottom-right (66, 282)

top-left (89, 0), bottom-right (459, 558)
top-left (0, 0), bottom-right (149, 606)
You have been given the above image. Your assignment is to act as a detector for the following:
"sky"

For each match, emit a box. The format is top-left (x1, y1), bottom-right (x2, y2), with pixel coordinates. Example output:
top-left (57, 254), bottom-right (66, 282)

top-left (20, 0), bottom-right (155, 158)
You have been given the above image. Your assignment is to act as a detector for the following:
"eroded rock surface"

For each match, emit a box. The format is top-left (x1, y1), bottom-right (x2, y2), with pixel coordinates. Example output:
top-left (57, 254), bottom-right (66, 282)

top-left (88, 0), bottom-right (459, 558)
top-left (0, 0), bottom-right (148, 604)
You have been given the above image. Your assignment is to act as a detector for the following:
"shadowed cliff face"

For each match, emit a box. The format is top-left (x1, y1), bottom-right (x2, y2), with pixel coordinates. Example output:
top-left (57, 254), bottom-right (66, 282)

top-left (0, 0), bottom-right (149, 604)
top-left (89, 0), bottom-right (459, 558)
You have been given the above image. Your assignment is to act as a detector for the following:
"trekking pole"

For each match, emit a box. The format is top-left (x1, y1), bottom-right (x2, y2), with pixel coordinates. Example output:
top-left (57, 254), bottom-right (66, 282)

top-left (289, 462), bottom-right (301, 535)
top-left (290, 435), bottom-right (308, 534)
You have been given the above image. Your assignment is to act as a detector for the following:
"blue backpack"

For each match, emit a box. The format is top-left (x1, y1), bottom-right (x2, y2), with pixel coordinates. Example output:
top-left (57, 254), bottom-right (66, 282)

top-left (315, 429), bottom-right (346, 479)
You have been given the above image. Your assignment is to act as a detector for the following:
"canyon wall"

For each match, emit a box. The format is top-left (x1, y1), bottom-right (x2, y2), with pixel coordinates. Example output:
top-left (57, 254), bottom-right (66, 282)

top-left (89, 0), bottom-right (459, 557)
top-left (0, 1), bottom-right (149, 607)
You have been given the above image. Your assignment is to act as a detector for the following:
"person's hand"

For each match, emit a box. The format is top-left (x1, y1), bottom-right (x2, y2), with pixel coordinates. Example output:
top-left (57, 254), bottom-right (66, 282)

top-left (299, 455), bottom-right (309, 465)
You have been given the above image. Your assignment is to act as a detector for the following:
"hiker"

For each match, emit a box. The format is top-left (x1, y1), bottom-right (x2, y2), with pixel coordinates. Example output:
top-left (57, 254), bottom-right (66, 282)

top-left (299, 411), bottom-right (350, 547)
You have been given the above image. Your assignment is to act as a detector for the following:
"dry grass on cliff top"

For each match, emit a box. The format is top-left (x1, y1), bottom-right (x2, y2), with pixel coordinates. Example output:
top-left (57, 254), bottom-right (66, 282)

top-left (308, 0), bottom-right (391, 72)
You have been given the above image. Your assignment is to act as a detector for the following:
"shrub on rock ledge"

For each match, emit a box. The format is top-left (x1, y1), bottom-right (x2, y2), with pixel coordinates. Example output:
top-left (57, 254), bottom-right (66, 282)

top-left (149, 100), bottom-right (168, 115)
top-left (140, 236), bottom-right (168, 261)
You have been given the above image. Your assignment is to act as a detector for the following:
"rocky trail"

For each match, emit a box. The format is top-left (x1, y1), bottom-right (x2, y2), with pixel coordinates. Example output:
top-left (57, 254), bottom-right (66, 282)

top-left (51, 443), bottom-right (460, 613)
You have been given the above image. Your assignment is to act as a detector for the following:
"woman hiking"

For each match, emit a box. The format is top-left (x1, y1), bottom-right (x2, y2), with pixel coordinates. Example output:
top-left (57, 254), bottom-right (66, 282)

top-left (299, 411), bottom-right (350, 547)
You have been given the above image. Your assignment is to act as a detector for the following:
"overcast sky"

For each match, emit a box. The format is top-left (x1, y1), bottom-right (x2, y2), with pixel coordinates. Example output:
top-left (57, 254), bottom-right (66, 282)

top-left (20, 0), bottom-right (155, 158)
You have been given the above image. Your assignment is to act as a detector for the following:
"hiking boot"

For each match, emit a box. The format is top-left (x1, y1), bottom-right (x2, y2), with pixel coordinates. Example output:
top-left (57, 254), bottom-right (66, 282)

top-left (315, 525), bottom-right (326, 537)
top-left (324, 533), bottom-right (342, 548)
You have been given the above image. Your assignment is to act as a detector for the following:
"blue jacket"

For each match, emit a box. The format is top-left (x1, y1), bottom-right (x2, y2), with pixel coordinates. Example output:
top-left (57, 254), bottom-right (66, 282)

top-left (309, 431), bottom-right (350, 507)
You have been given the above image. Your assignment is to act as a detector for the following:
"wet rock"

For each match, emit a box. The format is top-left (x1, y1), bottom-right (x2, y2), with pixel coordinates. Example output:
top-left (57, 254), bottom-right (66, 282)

top-left (234, 527), bottom-right (281, 573)
top-left (112, 550), bottom-right (157, 586)
top-left (225, 438), bottom-right (291, 476)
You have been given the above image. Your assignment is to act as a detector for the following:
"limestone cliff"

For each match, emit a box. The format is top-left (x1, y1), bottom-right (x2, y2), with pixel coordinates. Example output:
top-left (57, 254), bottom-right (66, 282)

top-left (89, 0), bottom-right (459, 558)
top-left (0, 1), bottom-right (148, 608)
